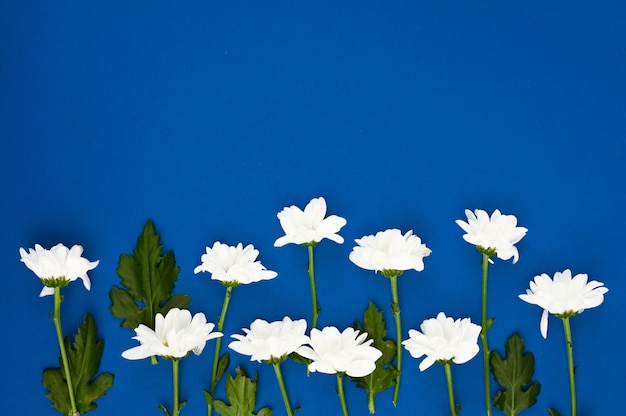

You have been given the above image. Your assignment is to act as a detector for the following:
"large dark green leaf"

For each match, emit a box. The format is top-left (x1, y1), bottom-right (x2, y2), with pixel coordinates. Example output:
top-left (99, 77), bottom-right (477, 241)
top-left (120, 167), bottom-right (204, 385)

top-left (42, 313), bottom-right (114, 415)
top-left (109, 220), bottom-right (191, 330)
top-left (491, 333), bottom-right (541, 416)
top-left (212, 367), bottom-right (272, 416)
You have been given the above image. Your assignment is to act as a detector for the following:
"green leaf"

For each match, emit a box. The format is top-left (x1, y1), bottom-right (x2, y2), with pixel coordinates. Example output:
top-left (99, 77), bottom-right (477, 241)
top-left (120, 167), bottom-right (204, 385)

top-left (43, 313), bottom-right (114, 415)
top-left (213, 366), bottom-right (272, 416)
top-left (547, 408), bottom-right (562, 416)
top-left (110, 220), bottom-right (191, 331)
top-left (491, 333), bottom-right (541, 416)
top-left (350, 301), bottom-right (398, 413)
top-left (216, 352), bottom-right (231, 385)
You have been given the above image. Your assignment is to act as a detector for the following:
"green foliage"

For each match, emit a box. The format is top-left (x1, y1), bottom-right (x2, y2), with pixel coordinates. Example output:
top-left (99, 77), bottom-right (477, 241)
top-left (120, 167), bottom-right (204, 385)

top-left (547, 408), bottom-right (562, 416)
top-left (216, 352), bottom-right (231, 386)
top-left (110, 220), bottom-right (191, 330)
top-left (350, 301), bottom-right (398, 414)
top-left (43, 313), bottom-right (114, 415)
top-left (212, 367), bottom-right (272, 416)
top-left (491, 333), bottom-right (541, 416)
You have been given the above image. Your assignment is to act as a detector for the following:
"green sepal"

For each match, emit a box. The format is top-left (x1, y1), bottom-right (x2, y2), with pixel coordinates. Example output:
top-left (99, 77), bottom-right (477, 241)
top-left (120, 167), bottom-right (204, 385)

top-left (216, 351), bottom-right (231, 384)
top-left (109, 220), bottom-right (191, 331)
top-left (213, 366), bottom-right (272, 416)
top-left (491, 333), bottom-right (541, 416)
top-left (547, 408), bottom-right (562, 416)
top-left (350, 301), bottom-right (398, 413)
top-left (42, 313), bottom-right (114, 415)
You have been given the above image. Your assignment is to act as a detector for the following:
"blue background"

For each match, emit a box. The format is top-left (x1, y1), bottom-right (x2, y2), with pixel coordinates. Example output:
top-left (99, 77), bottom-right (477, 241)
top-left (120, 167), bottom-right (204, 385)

top-left (2, 1), bottom-right (624, 415)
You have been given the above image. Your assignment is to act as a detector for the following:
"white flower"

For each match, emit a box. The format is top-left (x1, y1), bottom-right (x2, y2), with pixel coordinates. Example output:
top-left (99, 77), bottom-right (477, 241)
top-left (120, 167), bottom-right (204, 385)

top-left (19, 243), bottom-right (99, 297)
top-left (194, 242), bottom-right (277, 285)
top-left (349, 229), bottom-right (431, 274)
top-left (229, 316), bottom-right (310, 363)
top-left (456, 209), bottom-right (527, 263)
top-left (122, 308), bottom-right (222, 360)
top-left (402, 312), bottom-right (481, 372)
top-left (519, 269), bottom-right (608, 338)
top-left (297, 326), bottom-right (382, 377)
top-left (274, 197), bottom-right (347, 247)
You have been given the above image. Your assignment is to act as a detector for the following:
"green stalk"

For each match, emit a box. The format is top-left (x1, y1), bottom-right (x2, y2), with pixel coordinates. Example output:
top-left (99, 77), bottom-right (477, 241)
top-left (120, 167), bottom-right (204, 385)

top-left (173, 359), bottom-right (180, 416)
top-left (273, 363), bottom-right (294, 416)
top-left (337, 373), bottom-right (349, 416)
top-left (390, 273), bottom-right (403, 406)
top-left (53, 287), bottom-right (79, 416)
top-left (480, 253), bottom-right (492, 416)
top-left (208, 285), bottom-right (233, 416)
top-left (562, 317), bottom-right (577, 416)
top-left (307, 244), bottom-right (319, 328)
top-left (444, 362), bottom-right (458, 416)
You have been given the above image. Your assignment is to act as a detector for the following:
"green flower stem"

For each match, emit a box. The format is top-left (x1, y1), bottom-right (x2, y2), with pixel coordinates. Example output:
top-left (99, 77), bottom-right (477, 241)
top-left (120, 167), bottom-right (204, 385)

top-left (273, 363), bottom-right (294, 416)
top-left (390, 273), bottom-right (402, 406)
top-left (562, 317), bottom-right (576, 416)
top-left (337, 373), bottom-right (349, 416)
top-left (307, 244), bottom-right (319, 328)
top-left (444, 362), bottom-right (458, 416)
top-left (208, 285), bottom-right (233, 416)
top-left (53, 287), bottom-right (79, 416)
top-left (480, 253), bottom-right (492, 416)
top-left (173, 359), bottom-right (180, 416)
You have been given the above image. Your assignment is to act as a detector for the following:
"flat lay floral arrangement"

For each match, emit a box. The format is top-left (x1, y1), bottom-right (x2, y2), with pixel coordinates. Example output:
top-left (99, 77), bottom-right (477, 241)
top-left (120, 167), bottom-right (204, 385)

top-left (19, 197), bottom-right (609, 416)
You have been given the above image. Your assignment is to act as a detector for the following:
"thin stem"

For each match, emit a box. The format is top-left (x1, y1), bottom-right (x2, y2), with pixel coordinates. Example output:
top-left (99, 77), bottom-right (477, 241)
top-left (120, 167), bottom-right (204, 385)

top-left (53, 287), bottom-right (79, 416)
top-left (337, 373), bottom-right (349, 416)
top-left (480, 253), bottom-right (492, 416)
top-left (307, 244), bottom-right (319, 328)
top-left (444, 362), bottom-right (458, 416)
top-left (173, 359), bottom-right (180, 416)
top-left (273, 363), bottom-right (294, 416)
top-left (390, 274), bottom-right (402, 406)
top-left (562, 317), bottom-right (577, 416)
top-left (208, 285), bottom-right (233, 416)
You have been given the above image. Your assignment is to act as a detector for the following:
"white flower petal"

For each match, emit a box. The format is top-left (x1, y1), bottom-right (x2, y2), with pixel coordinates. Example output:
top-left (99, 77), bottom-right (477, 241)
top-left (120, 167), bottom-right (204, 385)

top-left (195, 241), bottom-right (277, 285)
top-left (274, 197), bottom-right (347, 246)
top-left (349, 229), bottom-right (431, 273)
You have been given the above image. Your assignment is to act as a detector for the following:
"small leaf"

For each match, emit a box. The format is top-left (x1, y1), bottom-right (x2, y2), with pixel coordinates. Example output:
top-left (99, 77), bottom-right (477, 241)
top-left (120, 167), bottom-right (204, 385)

top-left (486, 317), bottom-right (496, 331)
top-left (213, 366), bottom-right (272, 416)
top-left (349, 301), bottom-right (398, 413)
top-left (42, 313), bottom-right (114, 415)
top-left (491, 333), bottom-right (541, 416)
top-left (110, 220), bottom-right (191, 332)
top-left (157, 404), bottom-right (171, 416)
top-left (216, 352), bottom-right (231, 384)
top-left (547, 409), bottom-right (562, 416)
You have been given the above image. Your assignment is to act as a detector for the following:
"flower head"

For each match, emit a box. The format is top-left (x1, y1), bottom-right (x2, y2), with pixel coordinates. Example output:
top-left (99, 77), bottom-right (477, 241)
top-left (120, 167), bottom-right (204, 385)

top-left (274, 197), bottom-right (347, 247)
top-left (122, 308), bottom-right (222, 360)
top-left (297, 326), bottom-right (382, 377)
top-left (402, 312), bottom-right (481, 371)
top-left (456, 209), bottom-right (527, 263)
top-left (19, 243), bottom-right (99, 296)
top-left (194, 242), bottom-right (277, 285)
top-left (519, 269), bottom-right (608, 338)
top-left (349, 229), bottom-right (431, 275)
top-left (229, 316), bottom-right (309, 364)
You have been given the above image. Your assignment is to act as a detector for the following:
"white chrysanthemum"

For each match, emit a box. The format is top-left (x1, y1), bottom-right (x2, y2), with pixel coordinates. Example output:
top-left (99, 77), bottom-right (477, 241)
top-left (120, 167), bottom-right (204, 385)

top-left (19, 243), bottom-right (99, 296)
top-left (122, 308), bottom-right (222, 360)
top-left (297, 326), bottom-right (382, 377)
top-left (519, 269), bottom-right (608, 338)
top-left (274, 197), bottom-right (347, 247)
top-left (194, 242), bottom-right (277, 285)
top-left (402, 312), bottom-right (481, 371)
top-left (229, 317), bottom-right (310, 363)
top-left (349, 229), bottom-right (431, 274)
top-left (456, 209), bottom-right (527, 263)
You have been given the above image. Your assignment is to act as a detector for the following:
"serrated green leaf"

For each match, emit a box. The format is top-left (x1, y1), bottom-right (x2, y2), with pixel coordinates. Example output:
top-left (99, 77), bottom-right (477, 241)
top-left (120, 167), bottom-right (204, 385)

top-left (110, 220), bottom-right (191, 331)
top-left (349, 301), bottom-right (397, 413)
top-left (491, 333), bottom-right (541, 416)
top-left (43, 313), bottom-right (114, 415)
top-left (213, 366), bottom-right (272, 416)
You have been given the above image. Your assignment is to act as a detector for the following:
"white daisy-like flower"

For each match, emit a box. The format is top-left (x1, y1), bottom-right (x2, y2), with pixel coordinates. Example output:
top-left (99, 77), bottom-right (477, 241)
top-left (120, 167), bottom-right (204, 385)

top-left (402, 312), bottom-right (481, 371)
top-left (122, 308), bottom-right (222, 360)
top-left (19, 243), bottom-right (99, 296)
top-left (194, 242), bottom-right (277, 285)
top-left (349, 229), bottom-right (431, 274)
top-left (229, 316), bottom-right (310, 363)
top-left (274, 197), bottom-right (347, 247)
top-left (456, 209), bottom-right (527, 263)
top-left (297, 326), bottom-right (382, 377)
top-left (519, 269), bottom-right (608, 338)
